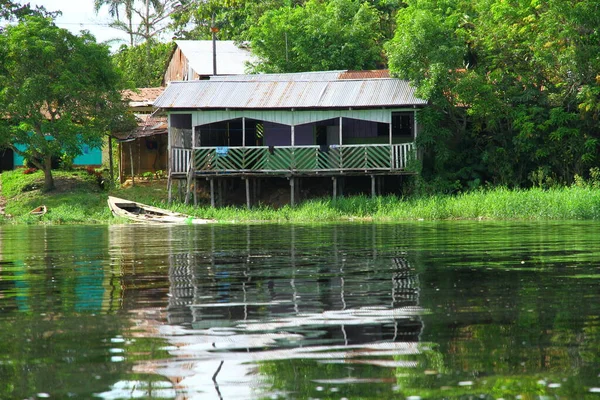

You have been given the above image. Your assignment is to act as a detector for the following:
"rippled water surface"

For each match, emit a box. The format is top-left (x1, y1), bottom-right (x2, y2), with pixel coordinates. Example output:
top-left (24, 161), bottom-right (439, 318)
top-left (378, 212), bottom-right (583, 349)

top-left (0, 222), bottom-right (599, 399)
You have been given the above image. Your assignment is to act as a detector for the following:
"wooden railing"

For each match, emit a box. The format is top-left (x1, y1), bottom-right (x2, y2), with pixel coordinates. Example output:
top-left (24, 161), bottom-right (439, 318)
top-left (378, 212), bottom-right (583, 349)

top-left (171, 147), bottom-right (192, 174)
top-left (170, 143), bottom-right (415, 175)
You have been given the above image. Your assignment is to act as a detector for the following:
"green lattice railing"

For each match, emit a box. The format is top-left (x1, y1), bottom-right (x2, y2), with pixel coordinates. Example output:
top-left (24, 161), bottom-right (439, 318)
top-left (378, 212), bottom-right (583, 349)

top-left (178, 144), bottom-right (415, 174)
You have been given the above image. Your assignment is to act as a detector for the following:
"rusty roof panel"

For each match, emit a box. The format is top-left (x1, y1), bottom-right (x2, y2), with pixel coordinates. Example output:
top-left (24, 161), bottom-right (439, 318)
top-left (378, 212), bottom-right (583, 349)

top-left (154, 78), bottom-right (426, 109)
top-left (338, 70), bottom-right (390, 79)
top-left (122, 87), bottom-right (165, 106)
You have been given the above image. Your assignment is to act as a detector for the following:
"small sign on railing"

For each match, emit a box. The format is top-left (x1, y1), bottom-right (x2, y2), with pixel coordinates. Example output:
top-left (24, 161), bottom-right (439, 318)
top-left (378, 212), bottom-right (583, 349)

top-left (216, 147), bottom-right (229, 157)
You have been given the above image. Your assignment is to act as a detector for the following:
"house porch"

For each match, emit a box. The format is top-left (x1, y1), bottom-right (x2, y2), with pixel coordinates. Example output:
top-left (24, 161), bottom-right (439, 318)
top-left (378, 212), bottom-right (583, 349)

top-left (167, 109), bottom-right (419, 207)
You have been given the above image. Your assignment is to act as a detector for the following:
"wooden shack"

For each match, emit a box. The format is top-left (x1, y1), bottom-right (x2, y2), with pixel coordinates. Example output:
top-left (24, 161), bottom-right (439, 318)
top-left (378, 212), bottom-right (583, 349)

top-left (163, 40), bottom-right (255, 84)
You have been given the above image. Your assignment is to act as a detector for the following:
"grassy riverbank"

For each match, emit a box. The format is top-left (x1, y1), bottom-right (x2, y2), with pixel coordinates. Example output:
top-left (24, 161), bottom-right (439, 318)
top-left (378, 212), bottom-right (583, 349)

top-left (2, 169), bottom-right (600, 224)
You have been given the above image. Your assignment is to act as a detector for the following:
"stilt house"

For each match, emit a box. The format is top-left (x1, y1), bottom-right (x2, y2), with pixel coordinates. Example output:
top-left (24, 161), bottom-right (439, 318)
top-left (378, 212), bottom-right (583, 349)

top-left (153, 70), bottom-right (427, 206)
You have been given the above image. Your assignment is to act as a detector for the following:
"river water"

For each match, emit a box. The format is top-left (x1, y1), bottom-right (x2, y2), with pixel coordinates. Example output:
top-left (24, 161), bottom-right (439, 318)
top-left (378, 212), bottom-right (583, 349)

top-left (0, 222), bottom-right (599, 399)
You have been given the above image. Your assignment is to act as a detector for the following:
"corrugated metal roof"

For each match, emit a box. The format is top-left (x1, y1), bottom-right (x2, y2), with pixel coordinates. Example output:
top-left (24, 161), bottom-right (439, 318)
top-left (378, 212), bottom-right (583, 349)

top-left (154, 78), bottom-right (426, 109)
top-left (209, 70), bottom-right (345, 82)
top-left (115, 115), bottom-right (168, 140)
top-left (175, 40), bottom-right (256, 76)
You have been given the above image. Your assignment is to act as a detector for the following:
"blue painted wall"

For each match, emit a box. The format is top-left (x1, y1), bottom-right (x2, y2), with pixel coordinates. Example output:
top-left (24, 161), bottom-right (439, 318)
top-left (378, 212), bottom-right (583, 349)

top-left (13, 140), bottom-right (102, 167)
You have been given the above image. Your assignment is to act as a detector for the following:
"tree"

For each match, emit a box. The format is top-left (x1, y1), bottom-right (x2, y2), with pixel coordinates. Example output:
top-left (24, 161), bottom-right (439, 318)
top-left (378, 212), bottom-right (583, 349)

top-left (248, 0), bottom-right (384, 73)
top-left (95, 0), bottom-right (183, 45)
top-left (0, 0), bottom-right (58, 22)
top-left (169, 0), bottom-right (288, 41)
top-left (386, 0), bottom-right (600, 191)
top-left (112, 40), bottom-right (173, 87)
top-left (96, 0), bottom-right (182, 90)
top-left (94, 0), bottom-right (135, 46)
top-left (0, 17), bottom-right (135, 191)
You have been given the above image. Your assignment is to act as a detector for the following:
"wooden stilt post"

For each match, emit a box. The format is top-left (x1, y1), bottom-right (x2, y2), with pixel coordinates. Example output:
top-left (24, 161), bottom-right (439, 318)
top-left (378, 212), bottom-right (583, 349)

top-left (184, 164), bottom-right (193, 205)
top-left (167, 174), bottom-right (173, 204)
top-left (129, 143), bottom-right (135, 187)
top-left (218, 178), bottom-right (223, 207)
top-left (332, 176), bottom-right (337, 200)
top-left (209, 178), bottom-right (215, 208)
top-left (245, 177), bottom-right (251, 210)
top-left (290, 177), bottom-right (295, 207)
top-left (193, 178), bottom-right (198, 206)
top-left (371, 175), bottom-right (376, 198)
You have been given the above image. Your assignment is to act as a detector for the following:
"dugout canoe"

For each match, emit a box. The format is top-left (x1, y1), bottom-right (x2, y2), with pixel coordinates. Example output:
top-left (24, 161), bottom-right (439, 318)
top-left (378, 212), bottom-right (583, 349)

top-left (107, 196), bottom-right (215, 224)
top-left (30, 205), bottom-right (47, 216)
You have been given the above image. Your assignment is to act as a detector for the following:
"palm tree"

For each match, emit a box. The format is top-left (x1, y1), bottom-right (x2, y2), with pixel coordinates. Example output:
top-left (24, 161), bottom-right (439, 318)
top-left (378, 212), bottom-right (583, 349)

top-left (94, 0), bottom-right (135, 46)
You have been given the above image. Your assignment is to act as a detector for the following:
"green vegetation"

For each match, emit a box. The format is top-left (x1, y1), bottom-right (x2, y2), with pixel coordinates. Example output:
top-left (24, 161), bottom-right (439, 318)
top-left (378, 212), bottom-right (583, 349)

top-left (386, 0), bottom-right (600, 191)
top-left (247, 0), bottom-right (383, 73)
top-left (3, 169), bottom-right (600, 225)
top-left (1, 169), bottom-right (112, 224)
top-left (0, 17), bottom-right (135, 191)
top-left (112, 41), bottom-right (173, 87)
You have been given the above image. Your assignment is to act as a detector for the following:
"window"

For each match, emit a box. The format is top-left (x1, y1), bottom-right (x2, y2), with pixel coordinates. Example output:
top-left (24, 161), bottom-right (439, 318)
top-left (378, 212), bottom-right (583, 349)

top-left (391, 112), bottom-right (414, 137)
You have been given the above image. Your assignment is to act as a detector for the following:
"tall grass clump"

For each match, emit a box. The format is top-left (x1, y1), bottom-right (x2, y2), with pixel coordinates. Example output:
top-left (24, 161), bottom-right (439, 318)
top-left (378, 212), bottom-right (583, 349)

top-left (163, 185), bottom-right (600, 222)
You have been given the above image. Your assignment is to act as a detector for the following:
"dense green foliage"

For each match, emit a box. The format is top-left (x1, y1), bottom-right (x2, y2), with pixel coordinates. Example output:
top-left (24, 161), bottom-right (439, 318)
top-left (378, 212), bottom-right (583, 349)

top-left (0, 0), bottom-right (57, 22)
top-left (247, 0), bottom-right (384, 72)
top-left (112, 41), bottom-right (173, 87)
top-left (386, 0), bottom-right (600, 191)
top-left (0, 17), bottom-right (134, 191)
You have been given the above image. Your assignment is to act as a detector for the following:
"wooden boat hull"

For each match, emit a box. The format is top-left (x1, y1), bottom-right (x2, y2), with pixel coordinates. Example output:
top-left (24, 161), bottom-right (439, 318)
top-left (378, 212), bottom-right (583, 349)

top-left (30, 205), bottom-right (47, 216)
top-left (107, 196), bottom-right (215, 224)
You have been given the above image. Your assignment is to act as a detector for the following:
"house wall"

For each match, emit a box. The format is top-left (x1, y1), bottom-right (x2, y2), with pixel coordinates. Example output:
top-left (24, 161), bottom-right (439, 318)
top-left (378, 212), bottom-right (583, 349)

top-left (120, 134), bottom-right (168, 178)
top-left (164, 47), bottom-right (190, 84)
top-left (13, 142), bottom-right (102, 167)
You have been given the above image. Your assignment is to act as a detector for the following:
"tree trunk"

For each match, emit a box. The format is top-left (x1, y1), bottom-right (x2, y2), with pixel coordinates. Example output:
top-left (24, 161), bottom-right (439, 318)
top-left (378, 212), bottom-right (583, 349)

top-left (43, 155), bottom-right (55, 191)
top-left (108, 135), bottom-right (114, 187)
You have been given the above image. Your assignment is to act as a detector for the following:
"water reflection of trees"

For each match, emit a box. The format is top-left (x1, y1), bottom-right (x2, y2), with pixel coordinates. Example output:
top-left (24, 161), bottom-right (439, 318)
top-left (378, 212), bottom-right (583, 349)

top-left (0, 226), bottom-right (129, 399)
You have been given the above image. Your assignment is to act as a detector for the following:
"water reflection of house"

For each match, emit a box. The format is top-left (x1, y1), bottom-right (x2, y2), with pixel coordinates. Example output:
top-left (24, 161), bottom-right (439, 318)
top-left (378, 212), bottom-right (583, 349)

top-left (166, 226), bottom-right (423, 344)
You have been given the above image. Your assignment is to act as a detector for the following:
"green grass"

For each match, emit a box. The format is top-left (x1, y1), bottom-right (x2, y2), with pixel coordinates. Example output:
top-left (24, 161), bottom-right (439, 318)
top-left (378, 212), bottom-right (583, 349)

top-left (2, 169), bottom-right (600, 225)
top-left (1, 169), bottom-right (111, 224)
top-left (147, 186), bottom-right (600, 223)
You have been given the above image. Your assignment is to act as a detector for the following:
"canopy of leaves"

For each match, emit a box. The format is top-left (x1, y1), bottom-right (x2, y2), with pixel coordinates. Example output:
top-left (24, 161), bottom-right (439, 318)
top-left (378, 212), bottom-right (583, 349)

top-left (248, 0), bottom-right (384, 73)
top-left (0, 17), bottom-right (135, 190)
top-left (112, 41), bottom-right (173, 87)
top-left (0, 0), bottom-right (58, 22)
top-left (386, 0), bottom-right (600, 190)
top-left (168, 0), bottom-right (292, 41)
